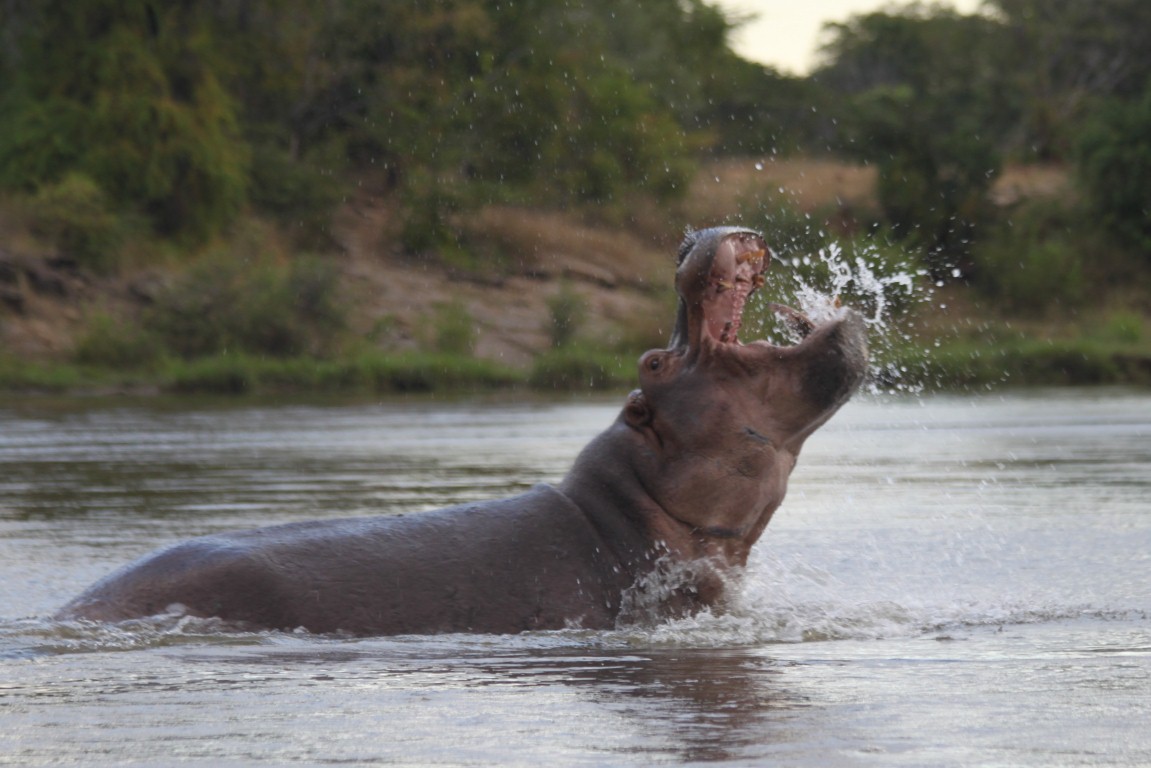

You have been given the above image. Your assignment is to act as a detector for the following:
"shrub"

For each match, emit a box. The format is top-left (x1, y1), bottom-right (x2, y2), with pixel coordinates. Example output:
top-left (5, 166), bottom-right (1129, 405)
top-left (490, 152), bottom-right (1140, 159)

top-left (429, 301), bottom-right (476, 356)
top-left (148, 255), bottom-right (346, 359)
top-left (28, 174), bottom-right (129, 272)
top-left (1096, 310), bottom-right (1145, 345)
top-left (0, 9), bottom-right (249, 243)
top-left (73, 312), bottom-right (160, 368)
top-left (164, 355), bottom-right (254, 394)
top-left (529, 346), bottom-right (631, 390)
top-left (248, 144), bottom-right (341, 246)
top-left (970, 200), bottom-right (1086, 316)
top-left (1077, 86), bottom-right (1151, 259)
top-left (546, 282), bottom-right (587, 349)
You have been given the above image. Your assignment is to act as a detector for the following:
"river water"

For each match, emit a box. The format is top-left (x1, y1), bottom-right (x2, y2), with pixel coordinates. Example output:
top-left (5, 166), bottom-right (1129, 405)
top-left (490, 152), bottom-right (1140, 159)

top-left (1, 388), bottom-right (1149, 766)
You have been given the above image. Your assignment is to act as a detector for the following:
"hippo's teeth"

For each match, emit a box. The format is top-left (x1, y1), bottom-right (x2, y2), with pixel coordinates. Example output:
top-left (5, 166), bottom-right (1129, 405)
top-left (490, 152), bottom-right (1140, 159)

top-left (737, 249), bottom-right (766, 265)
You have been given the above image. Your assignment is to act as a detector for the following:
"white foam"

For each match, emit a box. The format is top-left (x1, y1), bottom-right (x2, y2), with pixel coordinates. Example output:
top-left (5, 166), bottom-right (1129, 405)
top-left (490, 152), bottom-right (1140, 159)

top-left (756, 240), bottom-right (934, 393)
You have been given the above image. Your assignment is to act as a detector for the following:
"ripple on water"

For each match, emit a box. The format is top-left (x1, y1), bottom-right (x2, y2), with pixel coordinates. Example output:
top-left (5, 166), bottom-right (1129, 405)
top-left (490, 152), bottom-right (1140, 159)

top-left (5, 588), bottom-right (1144, 662)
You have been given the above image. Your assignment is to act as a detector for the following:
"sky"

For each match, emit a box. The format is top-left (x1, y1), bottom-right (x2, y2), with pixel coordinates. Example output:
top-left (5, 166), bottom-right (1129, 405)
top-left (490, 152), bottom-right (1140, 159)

top-left (714, 0), bottom-right (984, 75)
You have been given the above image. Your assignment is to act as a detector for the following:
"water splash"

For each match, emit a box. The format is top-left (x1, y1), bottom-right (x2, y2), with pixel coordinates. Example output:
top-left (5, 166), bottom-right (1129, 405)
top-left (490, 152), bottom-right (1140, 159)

top-left (753, 240), bottom-right (934, 393)
top-left (0, 614), bottom-right (279, 659)
top-left (616, 554), bottom-right (731, 628)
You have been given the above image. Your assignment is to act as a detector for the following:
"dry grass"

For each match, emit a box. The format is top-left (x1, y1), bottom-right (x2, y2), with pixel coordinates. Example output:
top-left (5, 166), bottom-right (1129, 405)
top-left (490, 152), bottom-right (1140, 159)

top-left (990, 164), bottom-right (1073, 206)
top-left (689, 158), bottom-right (1072, 221)
top-left (460, 206), bottom-right (668, 288)
top-left (686, 157), bottom-right (880, 223)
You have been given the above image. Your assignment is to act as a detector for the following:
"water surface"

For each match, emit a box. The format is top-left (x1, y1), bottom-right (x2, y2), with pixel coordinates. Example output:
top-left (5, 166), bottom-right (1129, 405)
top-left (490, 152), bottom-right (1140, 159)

top-left (2, 389), bottom-right (1149, 766)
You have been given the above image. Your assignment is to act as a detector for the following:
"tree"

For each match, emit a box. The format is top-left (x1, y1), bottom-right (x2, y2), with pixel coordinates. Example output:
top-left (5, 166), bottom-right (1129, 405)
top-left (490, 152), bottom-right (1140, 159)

top-left (1077, 85), bottom-right (1151, 260)
top-left (0, 1), bottom-right (248, 241)
top-left (814, 5), bottom-right (1011, 270)
top-left (986, 0), bottom-right (1151, 159)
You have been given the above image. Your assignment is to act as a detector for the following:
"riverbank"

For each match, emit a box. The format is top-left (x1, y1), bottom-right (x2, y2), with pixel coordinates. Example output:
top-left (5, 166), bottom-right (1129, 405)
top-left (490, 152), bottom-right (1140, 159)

top-left (2, 158), bottom-right (1149, 396)
top-left (4, 316), bottom-right (1149, 397)
top-left (0, 345), bottom-right (643, 397)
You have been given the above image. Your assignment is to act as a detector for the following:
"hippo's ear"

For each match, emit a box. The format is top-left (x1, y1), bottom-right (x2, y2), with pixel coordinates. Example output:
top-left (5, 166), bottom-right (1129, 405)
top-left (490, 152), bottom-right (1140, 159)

top-left (623, 390), bottom-right (652, 429)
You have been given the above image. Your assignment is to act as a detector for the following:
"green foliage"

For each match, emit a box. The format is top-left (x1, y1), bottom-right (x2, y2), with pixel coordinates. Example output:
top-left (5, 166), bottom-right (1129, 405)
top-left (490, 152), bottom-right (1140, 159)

top-left (164, 354), bottom-right (256, 394)
top-left (1095, 310), bottom-right (1145, 345)
top-left (1, 0), bottom-right (801, 262)
top-left (399, 170), bottom-right (466, 257)
top-left (1076, 86), bottom-right (1151, 259)
top-left (528, 62), bottom-right (691, 205)
top-left (353, 352), bottom-right (520, 393)
top-left (529, 346), bottom-right (632, 390)
top-left (0, 1), bottom-right (249, 243)
top-left (160, 351), bottom-right (520, 395)
top-left (903, 335), bottom-right (1151, 389)
top-left (247, 144), bottom-right (341, 245)
top-left (818, 9), bottom-right (1007, 270)
top-left (970, 199), bottom-right (1087, 315)
top-left (545, 283), bottom-right (588, 349)
top-left (0, 356), bottom-right (89, 393)
top-left (429, 302), bottom-right (475, 356)
top-left (148, 255), bottom-right (345, 359)
top-left (73, 312), bottom-right (160, 368)
top-left (986, 0), bottom-right (1151, 159)
top-left (27, 174), bottom-right (131, 271)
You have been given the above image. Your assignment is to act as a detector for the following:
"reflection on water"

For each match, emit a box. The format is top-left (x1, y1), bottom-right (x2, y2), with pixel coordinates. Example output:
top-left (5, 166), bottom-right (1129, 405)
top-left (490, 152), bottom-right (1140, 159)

top-left (1, 389), bottom-right (1150, 766)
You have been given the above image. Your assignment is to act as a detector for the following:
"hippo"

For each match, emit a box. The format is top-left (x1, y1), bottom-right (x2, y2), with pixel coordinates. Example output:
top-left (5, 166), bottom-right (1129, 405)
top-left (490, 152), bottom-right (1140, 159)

top-left (57, 226), bottom-right (868, 636)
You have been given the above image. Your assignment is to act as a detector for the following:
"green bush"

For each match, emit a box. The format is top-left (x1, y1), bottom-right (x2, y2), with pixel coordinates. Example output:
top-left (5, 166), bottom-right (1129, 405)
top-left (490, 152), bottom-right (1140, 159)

top-left (28, 174), bottom-right (129, 272)
top-left (399, 171), bottom-right (465, 258)
top-left (1077, 86), bottom-right (1151, 259)
top-left (546, 282), bottom-right (587, 349)
top-left (148, 255), bottom-right (346, 359)
top-left (1096, 310), bottom-right (1145, 345)
top-left (0, 355), bottom-right (87, 392)
top-left (73, 312), bottom-right (160, 368)
top-left (429, 301), bottom-right (476, 356)
top-left (0, 7), bottom-right (249, 243)
top-left (358, 352), bottom-right (520, 393)
top-left (248, 144), bottom-right (341, 246)
top-left (529, 346), bottom-right (632, 390)
top-left (970, 200), bottom-right (1086, 316)
top-left (164, 355), bottom-right (255, 394)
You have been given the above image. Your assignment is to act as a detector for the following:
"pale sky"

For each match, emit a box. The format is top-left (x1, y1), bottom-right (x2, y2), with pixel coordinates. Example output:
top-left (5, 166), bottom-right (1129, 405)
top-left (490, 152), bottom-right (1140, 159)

top-left (715, 0), bottom-right (984, 75)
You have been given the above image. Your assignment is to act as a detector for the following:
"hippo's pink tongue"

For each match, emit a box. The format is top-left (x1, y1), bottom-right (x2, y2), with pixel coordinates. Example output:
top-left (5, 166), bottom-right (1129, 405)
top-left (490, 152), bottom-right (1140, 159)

top-left (712, 249), bottom-right (767, 343)
top-left (703, 238), bottom-right (768, 345)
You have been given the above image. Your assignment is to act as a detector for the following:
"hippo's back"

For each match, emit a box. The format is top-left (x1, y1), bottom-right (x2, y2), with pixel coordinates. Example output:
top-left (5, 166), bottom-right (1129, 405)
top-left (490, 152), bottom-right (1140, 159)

top-left (57, 485), bottom-right (624, 635)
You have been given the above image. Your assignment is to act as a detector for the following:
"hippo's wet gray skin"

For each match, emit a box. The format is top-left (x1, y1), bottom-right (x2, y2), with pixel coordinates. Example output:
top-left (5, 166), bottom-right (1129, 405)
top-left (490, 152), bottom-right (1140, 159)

top-left (57, 226), bottom-right (868, 635)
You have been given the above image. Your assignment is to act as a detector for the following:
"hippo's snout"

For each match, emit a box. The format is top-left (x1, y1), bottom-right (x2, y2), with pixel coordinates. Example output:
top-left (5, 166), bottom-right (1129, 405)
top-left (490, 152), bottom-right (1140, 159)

top-left (799, 308), bottom-right (869, 410)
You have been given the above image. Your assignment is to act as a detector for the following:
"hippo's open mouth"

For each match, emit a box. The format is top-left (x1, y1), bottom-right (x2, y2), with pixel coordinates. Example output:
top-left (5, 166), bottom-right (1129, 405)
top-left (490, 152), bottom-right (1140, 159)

top-left (674, 227), bottom-right (819, 351)
top-left (701, 232), bottom-right (768, 345)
